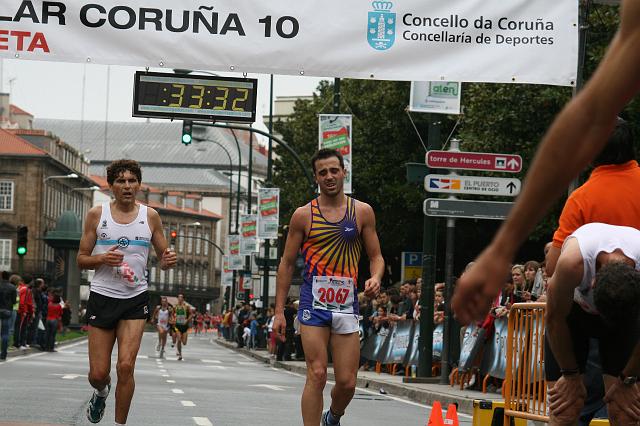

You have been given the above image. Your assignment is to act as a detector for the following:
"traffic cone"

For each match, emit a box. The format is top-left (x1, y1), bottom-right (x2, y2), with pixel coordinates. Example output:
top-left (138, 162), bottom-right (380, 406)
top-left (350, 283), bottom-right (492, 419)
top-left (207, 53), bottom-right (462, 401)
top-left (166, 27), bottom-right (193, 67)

top-left (427, 400), bottom-right (444, 426)
top-left (444, 403), bottom-right (459, 426)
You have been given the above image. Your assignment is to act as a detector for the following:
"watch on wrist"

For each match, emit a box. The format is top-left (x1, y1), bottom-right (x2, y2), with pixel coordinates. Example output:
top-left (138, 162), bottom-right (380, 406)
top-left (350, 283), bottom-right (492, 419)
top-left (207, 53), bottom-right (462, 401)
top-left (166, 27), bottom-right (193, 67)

top-left (619, 374), bottom-right (638, 386)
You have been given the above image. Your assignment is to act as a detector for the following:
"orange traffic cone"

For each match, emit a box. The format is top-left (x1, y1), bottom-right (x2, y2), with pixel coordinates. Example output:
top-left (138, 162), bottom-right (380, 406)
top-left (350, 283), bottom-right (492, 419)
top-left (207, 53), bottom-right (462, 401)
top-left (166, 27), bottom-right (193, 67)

top-left (427, 400), bottom-right (444, 426)
top-left (444, 403), bottom-right (459, 426)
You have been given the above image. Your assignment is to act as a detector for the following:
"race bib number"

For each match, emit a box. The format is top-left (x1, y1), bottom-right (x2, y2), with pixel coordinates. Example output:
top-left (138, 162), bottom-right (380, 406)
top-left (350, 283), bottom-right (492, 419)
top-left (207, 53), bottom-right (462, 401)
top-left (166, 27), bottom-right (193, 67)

top-left (176, 314), bottom-right (187, 325)
top-left (312, 276), bottom-right (355, 314)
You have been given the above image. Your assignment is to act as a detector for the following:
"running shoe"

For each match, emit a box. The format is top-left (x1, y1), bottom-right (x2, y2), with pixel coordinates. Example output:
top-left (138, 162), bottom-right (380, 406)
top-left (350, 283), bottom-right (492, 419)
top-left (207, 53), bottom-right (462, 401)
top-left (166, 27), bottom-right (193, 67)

top-left (156, 341), bottom-right (161, 352)
top-left (177, 352), bottom-right (183, 361)
top-left (86, 383), bottom-right (110, 423)
top-left (159, 348), bottom-right (165, 358)
top-left (321, 410), bottom-right (341, 426)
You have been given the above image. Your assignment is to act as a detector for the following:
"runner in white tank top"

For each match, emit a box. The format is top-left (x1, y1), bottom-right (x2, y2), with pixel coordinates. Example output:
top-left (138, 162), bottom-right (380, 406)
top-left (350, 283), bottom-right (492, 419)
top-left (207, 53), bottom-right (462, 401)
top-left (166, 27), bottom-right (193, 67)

top-left (152, 296), bottom-right (172, 358)
top-left (77, 160), bottom-right (176, 425)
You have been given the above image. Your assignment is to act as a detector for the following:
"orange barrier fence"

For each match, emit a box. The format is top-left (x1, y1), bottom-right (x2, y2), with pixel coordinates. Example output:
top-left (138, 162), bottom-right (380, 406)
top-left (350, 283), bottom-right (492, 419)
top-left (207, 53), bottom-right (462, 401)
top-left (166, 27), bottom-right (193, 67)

top-left (503, 303), bottom-right (549, 424)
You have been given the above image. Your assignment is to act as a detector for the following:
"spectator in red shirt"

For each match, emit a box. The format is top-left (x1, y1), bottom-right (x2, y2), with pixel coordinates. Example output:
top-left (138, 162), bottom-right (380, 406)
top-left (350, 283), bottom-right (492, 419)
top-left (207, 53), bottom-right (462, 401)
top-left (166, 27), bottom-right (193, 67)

top-left (13, 274), bottom-right (34, 350)
top-left (45, 294), bottom-right (63, 352)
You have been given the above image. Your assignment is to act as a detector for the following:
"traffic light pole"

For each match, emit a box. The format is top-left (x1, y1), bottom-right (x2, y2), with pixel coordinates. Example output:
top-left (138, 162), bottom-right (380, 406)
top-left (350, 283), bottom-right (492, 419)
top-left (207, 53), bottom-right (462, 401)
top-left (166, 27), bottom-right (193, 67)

top-left (261, 74), bottom-right (275, 313)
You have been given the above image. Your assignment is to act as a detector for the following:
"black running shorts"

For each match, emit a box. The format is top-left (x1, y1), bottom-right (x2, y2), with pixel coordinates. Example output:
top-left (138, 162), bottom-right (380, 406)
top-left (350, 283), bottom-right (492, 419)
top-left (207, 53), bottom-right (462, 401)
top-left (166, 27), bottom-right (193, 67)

top-left (545, 302), bottom-right (640, 380)
top-left (175, 324), bottom-right (189, 334)
top-left (86, 291), bottom-right (150, 329)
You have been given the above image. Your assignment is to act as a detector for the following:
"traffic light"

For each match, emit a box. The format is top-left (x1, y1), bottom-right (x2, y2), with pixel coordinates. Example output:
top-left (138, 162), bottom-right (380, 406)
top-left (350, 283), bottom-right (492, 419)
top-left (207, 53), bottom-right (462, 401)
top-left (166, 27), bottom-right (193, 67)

top-left (16, 225), bottom-right (28, 256)
top-left (170, 230), bottom-right (177, 245)
top-left (181, 120), bottom-right (193, 145)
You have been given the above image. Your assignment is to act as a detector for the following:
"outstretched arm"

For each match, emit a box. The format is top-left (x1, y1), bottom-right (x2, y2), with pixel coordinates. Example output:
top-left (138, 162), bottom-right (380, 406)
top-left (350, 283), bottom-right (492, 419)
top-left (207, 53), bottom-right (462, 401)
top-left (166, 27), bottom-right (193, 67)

top-left (453, 1), bottom-right (640, 324)
top-left (359, 202), bottom-right (384, 298)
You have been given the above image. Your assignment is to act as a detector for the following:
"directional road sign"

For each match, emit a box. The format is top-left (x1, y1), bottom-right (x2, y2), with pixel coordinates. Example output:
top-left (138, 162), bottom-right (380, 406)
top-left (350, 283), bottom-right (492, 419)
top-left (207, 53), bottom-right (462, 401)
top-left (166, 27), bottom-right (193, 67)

top-left (425, 174), bottom-right (521, 197)
top-left (426, 151), bottom-right (522, 173)
top-left (423, 198), bottom-right (513, 220)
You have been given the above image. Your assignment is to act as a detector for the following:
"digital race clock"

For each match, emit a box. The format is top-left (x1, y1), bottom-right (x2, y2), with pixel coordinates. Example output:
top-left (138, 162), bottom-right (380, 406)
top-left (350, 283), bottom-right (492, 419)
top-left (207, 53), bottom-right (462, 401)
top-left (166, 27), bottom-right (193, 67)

top-left (132, 71), bottom-right (258, 123)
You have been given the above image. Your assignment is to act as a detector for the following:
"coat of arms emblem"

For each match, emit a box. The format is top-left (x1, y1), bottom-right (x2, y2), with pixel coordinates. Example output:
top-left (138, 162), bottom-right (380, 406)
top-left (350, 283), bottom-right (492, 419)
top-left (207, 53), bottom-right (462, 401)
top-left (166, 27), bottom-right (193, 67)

top-left (367, 1), bottom-right (396, 51)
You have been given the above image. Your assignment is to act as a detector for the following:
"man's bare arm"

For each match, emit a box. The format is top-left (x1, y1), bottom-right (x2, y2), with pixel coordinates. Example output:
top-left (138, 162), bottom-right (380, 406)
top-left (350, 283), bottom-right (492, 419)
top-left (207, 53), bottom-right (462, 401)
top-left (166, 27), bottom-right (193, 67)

top-left (77, 206), bottom-right (105, 270)
top-left (546, 240), bottom-right (584, 371)
top-left (149, 208), bottom-right (176, 270)
top-left (359, 203), bottom-right (384, 296)
top-left (275, 207), bottom-right (308, 314)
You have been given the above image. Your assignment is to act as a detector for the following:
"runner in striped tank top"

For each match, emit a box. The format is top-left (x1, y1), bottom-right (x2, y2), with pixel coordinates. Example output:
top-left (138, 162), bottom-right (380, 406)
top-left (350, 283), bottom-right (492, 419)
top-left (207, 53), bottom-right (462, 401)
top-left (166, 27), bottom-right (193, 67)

top-left (274, 149), bottom-right (385, 426)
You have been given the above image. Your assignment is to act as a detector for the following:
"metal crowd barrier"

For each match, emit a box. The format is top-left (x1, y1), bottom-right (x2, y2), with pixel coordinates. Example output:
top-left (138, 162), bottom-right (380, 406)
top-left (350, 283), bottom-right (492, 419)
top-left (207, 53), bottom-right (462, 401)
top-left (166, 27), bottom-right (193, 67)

top-left (504, 302), bottom-right (549, 424)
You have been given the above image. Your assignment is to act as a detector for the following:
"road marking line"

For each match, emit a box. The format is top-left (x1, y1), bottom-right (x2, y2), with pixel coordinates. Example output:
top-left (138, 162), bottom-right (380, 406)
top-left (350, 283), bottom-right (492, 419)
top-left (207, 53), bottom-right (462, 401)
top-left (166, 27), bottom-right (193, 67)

top-left (160, 369), bottom-right (167, 373)
top-left (62, 374), bottom-right (80, 380)
top-left (181, 401), bottom-right (196, 407)
top-left (166, 380), bottom-right (176, 383)
top-left (162, 374), bottom-right (170, 377)
top-left (193, 417), bottom-right (213, 426)
top-left (201, 359), bottom-right (221, 363)
top-left (136, 355), bottom-right (148, 359)
top-left (248, 384), bottom-right (291, 391)
top-left (205, 366), bottom-right (228, 370)
top-left (172, 389), bottom-right (184, 394)
top-left (237, 361), bottom-right (255, 365)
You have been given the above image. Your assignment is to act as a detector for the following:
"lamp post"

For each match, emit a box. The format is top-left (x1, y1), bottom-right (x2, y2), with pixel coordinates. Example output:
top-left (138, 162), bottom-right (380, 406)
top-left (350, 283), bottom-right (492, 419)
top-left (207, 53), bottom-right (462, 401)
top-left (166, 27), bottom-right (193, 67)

top-left (192, 137), bottom-right (235, 236)
top-left (192, 135), bottom-right (242, 308)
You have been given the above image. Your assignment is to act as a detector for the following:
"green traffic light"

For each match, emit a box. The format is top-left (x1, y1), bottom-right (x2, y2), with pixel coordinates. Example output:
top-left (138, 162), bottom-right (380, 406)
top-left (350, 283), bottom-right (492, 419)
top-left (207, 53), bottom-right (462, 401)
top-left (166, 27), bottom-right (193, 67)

top-left (182, 133), bottom-right (192, 145)
top-left (17, 246), bottom-right (27, 256)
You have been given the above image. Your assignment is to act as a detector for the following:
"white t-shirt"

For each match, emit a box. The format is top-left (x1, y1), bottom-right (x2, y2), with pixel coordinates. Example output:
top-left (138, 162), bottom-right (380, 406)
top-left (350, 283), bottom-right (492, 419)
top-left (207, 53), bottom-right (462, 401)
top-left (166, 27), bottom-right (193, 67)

top-left (563, 223), bottom-right (640, 314)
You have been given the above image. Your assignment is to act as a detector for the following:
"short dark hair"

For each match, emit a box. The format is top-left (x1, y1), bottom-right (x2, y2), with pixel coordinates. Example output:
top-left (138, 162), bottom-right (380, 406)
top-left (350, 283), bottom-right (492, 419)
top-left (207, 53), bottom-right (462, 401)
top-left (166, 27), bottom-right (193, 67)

top-left (594, 262), bottom-right (640, 326)
top-left (593, 118), bottom-right (635, 166)
top-left (310, 149), bottom-right (344, 173)
top-left (106, 159), bottom-right (142, 185)
top-left (1, 271), bottom-right (9, 280)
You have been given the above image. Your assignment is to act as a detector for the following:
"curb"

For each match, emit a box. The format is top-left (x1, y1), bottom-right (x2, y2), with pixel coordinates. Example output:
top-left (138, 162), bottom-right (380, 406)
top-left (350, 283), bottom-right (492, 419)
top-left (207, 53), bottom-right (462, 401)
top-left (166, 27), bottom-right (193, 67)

top-left (6, 335), bottom-right (88, 358)
top-left (213, 338), bottom-right (479, 415)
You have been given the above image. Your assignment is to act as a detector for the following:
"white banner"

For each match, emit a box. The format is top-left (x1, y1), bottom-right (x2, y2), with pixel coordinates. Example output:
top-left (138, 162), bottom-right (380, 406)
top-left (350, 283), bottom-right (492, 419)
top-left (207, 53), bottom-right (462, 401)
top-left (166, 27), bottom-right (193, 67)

top-left (257, 188), bottom-right (280, 239)
top-left (0, 1), bottom-right (577, 86)
top-left (410, 81), bottom-right (462, 115)
top-left (221, 256), bottom-right (233, 286)
top-left (240, 214), bottom-right (258, 254)
top-left (319, 114), bottom-right (352, 194)
top-left (227, 235), bottom-right (244, 270)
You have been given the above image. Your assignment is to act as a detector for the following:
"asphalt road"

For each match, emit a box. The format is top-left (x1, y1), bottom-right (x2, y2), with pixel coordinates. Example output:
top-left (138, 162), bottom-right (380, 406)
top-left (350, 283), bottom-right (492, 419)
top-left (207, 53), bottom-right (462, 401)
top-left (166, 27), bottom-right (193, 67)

top-left (0, 332), bottom-right (472, 425)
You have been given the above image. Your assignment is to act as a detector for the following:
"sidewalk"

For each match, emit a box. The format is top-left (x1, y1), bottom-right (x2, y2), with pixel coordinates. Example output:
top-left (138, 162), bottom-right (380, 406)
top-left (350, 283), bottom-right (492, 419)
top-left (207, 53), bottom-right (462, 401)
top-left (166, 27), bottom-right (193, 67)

top-left (214, 338), bottom-right (501, 415)
top-left (3, 334), bottom-right (88, 360)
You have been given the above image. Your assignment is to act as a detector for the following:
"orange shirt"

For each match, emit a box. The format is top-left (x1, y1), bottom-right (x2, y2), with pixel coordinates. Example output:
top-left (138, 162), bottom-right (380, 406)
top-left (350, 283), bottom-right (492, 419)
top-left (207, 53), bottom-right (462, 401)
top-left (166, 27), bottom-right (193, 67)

top-left (552, 160), bottom-right (640, 247)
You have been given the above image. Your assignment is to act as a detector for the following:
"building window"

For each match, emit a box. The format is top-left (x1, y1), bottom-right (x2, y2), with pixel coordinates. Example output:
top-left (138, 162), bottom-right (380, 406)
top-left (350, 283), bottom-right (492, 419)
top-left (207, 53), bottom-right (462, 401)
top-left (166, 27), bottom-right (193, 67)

top-left (203, 228), bottom-right (210, 256)
top-left (0, 181), bottom-right (14, 211)
top-left (159, 268), bottom-right (166, 284)
top-left (203, 269), bottom-right (209, 287)
top-left (194, 270), bottom-right (200, 288)
top-left (150, 266), bottom-right (157, 284)
top-left (0, 239), bottom-right (11, 270)
top-left (187, 229), bottom-right (194, 254)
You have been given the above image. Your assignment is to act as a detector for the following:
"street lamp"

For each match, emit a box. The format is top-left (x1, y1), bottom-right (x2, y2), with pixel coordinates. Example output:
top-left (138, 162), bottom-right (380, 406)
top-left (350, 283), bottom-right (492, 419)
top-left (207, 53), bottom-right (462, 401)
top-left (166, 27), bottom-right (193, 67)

top-left (192, 137), bottom-right (235, 235)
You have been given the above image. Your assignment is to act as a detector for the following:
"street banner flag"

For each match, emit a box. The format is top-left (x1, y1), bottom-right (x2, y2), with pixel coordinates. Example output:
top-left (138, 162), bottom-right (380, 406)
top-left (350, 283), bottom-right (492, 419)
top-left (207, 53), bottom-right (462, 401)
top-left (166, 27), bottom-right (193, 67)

top-left (257, 188), bottom-right (280, 239)
top-left (319, 114), bottom-right (352, 194)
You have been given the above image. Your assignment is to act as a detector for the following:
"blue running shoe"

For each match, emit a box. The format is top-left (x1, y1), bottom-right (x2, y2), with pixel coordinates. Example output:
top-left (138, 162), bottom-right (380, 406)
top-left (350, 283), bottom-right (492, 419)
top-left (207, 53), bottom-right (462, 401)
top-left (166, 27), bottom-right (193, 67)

top-left (321, 410), bottom-right (341, 426)
top-left (86, 383), bottom-right (110, 423)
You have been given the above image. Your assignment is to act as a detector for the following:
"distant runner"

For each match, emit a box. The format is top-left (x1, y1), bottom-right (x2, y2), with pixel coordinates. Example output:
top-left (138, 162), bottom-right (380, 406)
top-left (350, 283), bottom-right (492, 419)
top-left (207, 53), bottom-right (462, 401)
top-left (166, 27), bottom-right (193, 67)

top-left (173, 294), bottom-right (192, 361)
top-left (152, 296), bottom-right (172, 358)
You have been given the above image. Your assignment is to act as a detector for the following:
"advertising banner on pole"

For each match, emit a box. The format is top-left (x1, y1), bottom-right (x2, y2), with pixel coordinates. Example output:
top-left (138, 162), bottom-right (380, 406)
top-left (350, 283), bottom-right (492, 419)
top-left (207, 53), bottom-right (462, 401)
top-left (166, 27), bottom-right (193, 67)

top-left (227, 235), bottom-right (244, 270)
top-left (257, 188), bottom-right (280, 239)
top-left (240, 214), bottom-right (258, 254)
top-left (221, 256), bottom-right (233, 286)
top-left (0, 1), bottom-right (577, 86)
top-left (410, 82), bottom-right (462, 115)
top-left (319, 114), bottom-right (352, 194)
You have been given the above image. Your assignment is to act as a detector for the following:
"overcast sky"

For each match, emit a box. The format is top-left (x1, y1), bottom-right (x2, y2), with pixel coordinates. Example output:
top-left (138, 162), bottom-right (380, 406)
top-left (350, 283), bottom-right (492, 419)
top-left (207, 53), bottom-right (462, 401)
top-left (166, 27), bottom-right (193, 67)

top-left (0, 58), bottom-right (327, 132)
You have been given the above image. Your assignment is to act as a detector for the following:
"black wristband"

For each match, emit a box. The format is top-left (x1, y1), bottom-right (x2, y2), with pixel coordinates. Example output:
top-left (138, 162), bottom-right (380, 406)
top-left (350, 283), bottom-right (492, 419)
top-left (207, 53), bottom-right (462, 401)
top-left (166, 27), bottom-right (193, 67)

top-left (560, 368), bottom-right (580, 376)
